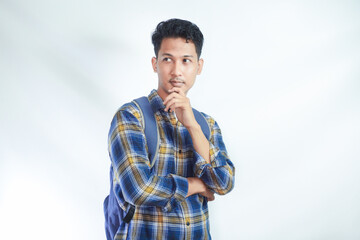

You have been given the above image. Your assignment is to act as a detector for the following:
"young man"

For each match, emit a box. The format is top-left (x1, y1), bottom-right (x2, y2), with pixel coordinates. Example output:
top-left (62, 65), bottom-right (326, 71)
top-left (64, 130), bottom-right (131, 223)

top-left (105, 18), bottom-right (235, 240)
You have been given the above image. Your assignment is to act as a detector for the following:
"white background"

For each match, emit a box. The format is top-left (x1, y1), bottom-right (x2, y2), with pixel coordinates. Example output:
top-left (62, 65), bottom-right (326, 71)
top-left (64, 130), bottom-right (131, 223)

top-left (1, 0), bottom-right (359, 239)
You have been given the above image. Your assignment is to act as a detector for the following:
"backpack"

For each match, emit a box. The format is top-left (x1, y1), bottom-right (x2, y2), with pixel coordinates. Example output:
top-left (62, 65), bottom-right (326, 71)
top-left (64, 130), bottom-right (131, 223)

top-left (103, 96), bottom-right (211, 239)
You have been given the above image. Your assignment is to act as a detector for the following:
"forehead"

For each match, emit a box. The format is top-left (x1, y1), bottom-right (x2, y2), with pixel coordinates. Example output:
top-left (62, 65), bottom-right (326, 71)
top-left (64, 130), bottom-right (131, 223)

top-left (159, 37), bottom-right (197, 57)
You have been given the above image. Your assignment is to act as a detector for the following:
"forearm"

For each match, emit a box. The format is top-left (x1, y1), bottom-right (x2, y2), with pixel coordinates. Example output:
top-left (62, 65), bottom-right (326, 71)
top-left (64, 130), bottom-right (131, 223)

top-left (115, 167), bottom-right (188, 210)
top-left (192, 119), bottom-right (235, 195)
top-left (187, 123), bottom-right (210, 164)
top-left (186, 177), bottom-right (214, 201)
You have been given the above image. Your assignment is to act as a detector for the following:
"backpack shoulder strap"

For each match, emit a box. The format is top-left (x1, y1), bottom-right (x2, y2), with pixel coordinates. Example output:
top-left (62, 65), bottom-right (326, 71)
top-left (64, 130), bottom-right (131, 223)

top-left (133, 96), bottom-right (159, 166)
top-left (192, 108), bottom-right (211, 140)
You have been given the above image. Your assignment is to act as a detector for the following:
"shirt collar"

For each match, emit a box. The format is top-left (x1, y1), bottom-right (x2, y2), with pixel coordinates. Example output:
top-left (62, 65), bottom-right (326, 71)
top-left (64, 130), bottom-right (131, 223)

top-left (148, 89), bottom-right (166, 113)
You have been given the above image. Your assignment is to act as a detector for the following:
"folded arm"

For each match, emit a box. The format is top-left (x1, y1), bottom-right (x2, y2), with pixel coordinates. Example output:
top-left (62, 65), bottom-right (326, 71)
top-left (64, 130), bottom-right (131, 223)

top-left (192, 117), bottom-right (235, 195)
top-left (109, 105), bottom-right (188, 211)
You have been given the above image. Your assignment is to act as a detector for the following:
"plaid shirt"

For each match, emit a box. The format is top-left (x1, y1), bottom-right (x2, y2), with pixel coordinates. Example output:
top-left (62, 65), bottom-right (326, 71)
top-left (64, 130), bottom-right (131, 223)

top-left (108, 90), bottom-right (235, 240)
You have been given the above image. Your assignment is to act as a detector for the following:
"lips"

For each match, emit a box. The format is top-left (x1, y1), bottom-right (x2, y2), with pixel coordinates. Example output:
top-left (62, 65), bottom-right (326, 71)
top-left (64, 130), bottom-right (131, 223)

top-left (169, 78), bottom-right (185, 87)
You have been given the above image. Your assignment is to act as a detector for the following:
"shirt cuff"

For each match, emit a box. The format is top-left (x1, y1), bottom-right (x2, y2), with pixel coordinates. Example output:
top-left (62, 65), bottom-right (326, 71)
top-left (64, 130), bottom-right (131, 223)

top-left (162, 174), bottom-right (188, 212)
top-left (194, 143), bottom-right (227, 177)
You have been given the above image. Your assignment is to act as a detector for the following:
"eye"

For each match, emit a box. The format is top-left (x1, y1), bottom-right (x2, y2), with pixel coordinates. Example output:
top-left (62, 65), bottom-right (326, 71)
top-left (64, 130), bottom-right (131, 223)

top-left (163, 57), bottom-right (172, 62)
top-left (183, 58), bottom-right (191, 63)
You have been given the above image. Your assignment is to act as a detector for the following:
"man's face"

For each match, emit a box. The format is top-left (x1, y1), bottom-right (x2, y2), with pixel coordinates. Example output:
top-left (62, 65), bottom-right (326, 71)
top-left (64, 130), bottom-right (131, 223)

top-left (152, 37), bottom-right (203, 99)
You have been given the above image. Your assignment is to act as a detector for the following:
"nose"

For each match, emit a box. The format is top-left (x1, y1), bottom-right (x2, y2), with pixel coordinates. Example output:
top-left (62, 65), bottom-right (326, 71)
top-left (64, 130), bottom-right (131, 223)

top-left (171, 60), bottom-right (182, 77)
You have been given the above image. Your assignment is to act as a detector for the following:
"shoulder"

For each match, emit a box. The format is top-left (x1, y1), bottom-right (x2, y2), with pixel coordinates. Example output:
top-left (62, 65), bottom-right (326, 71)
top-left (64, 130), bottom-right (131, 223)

top-left (108, 100), bottom-right (145, 141)
top-left (110, 101), bottom-right (143, 127)
top-left (119, 102), bottom-right (141, 119)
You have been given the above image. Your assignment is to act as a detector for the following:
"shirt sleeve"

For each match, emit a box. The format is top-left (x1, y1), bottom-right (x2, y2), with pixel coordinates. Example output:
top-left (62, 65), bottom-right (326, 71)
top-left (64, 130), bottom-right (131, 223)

top-left (109, 104), bottom-right (188, 212)
top-left (193, 116), bottom-right (235, 195)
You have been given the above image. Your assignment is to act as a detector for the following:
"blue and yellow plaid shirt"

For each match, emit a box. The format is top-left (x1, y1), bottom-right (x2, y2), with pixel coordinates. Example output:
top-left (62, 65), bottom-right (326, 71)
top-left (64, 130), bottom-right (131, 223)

top-left (108, 90), bottom-right (235, 239)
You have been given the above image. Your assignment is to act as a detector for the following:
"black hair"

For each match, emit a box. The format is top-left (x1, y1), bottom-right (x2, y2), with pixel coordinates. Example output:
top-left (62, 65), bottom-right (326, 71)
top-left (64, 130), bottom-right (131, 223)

top-left (151, 18), bottom-right (204, 59)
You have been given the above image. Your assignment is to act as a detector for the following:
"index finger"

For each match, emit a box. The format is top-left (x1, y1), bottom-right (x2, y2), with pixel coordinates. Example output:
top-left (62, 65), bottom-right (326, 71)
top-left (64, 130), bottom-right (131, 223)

top-left (168, 87), bottom-right (185, 96)
top-left (163, 91), bottom-right (181, 105)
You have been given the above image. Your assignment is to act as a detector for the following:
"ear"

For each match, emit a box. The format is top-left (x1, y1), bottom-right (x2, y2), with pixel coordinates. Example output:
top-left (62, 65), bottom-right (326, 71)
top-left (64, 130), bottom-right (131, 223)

top-left (197, 58), bottom-right (204, 75)
top-left (151, 57), bottom-right (157, 73)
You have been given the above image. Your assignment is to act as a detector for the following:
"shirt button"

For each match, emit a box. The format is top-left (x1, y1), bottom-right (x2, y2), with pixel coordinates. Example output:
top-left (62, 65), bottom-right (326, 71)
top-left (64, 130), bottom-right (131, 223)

top-left (179, 149), bottom-right (182, 154)
top-left (186, 222), bottom-right (190, 226)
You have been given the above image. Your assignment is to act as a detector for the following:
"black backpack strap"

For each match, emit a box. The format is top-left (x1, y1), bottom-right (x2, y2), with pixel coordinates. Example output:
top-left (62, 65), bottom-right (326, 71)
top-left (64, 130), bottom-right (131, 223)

top-left (123, 205), bottom-right (135, 223)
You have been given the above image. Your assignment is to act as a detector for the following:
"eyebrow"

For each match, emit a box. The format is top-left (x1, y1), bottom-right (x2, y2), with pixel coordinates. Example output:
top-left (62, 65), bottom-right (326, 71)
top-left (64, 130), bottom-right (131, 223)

top-left (161, 53), bottom-right (195, 58)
